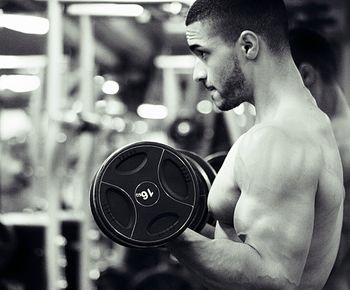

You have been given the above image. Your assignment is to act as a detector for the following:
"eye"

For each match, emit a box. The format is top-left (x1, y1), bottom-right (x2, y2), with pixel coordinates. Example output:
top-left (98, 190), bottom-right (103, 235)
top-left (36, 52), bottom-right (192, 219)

top-left (196, 50), bottom-right (208, 61)
top-left (199, 51), bottom-right (208, 60)
top-left (201, 52), bottom-right (208, 59)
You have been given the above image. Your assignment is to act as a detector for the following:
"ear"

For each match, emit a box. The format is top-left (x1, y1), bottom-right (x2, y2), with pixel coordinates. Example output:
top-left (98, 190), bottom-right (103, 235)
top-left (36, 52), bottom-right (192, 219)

top-left (298, 63), bottom-right (317, 87)
top-left (238, 30), bottom-right (259, 60)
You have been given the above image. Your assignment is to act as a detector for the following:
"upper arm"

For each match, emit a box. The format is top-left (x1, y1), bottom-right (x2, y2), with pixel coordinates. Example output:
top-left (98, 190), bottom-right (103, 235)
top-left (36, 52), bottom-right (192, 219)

top-left (235, 128), bottom-right (321, 285)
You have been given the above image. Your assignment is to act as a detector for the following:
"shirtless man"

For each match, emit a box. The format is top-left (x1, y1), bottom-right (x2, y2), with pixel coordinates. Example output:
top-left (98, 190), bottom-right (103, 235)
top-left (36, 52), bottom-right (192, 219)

top-left (289, 28), bottom-right (350, 290)
top-left (167, 0), bottom-right (345, 289)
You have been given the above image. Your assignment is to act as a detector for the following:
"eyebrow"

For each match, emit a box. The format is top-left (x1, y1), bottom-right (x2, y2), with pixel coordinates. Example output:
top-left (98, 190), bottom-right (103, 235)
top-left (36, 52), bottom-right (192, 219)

top-left (189, 44), bottom-right (202, 53)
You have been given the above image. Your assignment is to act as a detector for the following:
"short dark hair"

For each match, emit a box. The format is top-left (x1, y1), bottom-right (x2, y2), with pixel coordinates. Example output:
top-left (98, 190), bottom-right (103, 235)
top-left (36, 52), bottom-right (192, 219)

top-left (185, 0), bottom-right (289, 55)
top-left (289, 28), bottom-right (338, 84)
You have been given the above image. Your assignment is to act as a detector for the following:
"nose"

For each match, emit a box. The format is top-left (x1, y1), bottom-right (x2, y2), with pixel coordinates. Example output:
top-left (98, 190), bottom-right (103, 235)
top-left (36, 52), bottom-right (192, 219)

top-left (193, 59), bottom-right (207, 83)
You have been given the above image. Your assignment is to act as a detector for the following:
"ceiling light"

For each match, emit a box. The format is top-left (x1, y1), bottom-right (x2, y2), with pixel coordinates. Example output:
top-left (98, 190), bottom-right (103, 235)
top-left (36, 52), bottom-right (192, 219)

top-left (0, 110), bottom-right (32, 140)
top-left (0, 75), bottom-right (41, 93)
top-left (196, 100), bottom-right (213, 114)
top-left (67, 4), bottom-right (144, 17)
top-left (0, 56), bottom-right (46, 69)
top-left (154, 55), bottom-right (195, 69)
top-left (137, 104), bottom-right (168, 119)
top-left (102, 80), bottom-right (120, 94)
top-left (162, 2), bottom-right (182, 14)
top-left (0, 13), bottom-right (49, 35)
top-left (177, 121), bottom-right (191, 135)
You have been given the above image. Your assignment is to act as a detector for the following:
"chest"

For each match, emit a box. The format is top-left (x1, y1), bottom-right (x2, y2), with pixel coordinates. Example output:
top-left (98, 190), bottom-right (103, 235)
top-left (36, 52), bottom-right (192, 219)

top-left (207, 147), bottom-right (241, 225)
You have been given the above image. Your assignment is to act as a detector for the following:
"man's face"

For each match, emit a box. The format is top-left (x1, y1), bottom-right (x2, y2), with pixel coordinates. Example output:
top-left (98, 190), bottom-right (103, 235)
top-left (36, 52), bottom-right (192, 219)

top-left (186, 21), bottom-right (250, 111)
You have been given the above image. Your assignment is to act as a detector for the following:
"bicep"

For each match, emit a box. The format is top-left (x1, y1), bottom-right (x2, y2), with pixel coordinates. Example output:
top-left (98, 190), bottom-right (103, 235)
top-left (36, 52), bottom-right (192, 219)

top-left (244, 186), bottom-right (315, 280)
top-left (237, 132), bottom-right (319, 283)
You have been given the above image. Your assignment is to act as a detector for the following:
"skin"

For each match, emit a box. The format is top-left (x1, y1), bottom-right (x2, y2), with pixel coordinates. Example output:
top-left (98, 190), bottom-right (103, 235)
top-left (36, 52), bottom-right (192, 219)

top-left (298, 63), bottom-right (350, 290)
top-left (167, 20), bottom-right (345, 290)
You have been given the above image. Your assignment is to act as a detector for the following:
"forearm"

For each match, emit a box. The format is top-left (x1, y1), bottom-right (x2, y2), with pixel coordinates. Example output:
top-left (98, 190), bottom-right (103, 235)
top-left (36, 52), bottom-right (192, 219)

top-left (167, 229), bottom-right (295, 290)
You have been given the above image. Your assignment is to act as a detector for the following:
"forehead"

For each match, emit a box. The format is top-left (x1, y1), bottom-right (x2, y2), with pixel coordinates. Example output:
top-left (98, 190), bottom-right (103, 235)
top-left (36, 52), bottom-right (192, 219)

top-left (186, 21), bottom-right (216, 47)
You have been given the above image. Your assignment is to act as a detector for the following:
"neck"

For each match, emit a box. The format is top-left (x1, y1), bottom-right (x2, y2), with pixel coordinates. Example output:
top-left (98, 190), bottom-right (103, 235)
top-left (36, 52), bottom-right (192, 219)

top-left (251, 55), bottom-right (309, 123)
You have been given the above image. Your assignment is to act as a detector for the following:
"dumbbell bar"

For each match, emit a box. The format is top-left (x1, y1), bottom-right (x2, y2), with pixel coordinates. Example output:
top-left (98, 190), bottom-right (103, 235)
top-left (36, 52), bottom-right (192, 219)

top-left (90, 141), bottom-right (216, 248)
top-left (205, 151), bottom-right (228, 174)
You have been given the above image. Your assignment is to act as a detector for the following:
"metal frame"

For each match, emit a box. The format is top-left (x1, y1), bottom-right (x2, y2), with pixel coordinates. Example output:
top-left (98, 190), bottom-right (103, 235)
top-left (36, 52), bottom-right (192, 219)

top-left (37, 0), bottom-right (193, 5)
top-left (46, 1), bottom-right (98, 288)
top-left (45, 1), bottom-right (65, 289)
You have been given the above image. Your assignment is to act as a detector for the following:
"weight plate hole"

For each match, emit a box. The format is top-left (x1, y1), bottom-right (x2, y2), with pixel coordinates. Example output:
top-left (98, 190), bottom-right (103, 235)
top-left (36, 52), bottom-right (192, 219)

top-left (115, 153), bottom-right (148, 175)
top-left (159, 159), bottom-right (191, 202)
top-left (146, 213), bottom-right (179, 236)
top-left (106, 188), bottom-right (136, 229)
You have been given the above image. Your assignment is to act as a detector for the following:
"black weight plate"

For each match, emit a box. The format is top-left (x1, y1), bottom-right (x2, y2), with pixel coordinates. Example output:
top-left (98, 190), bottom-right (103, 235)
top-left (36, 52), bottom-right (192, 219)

top-left (179, 150), bottom-right (216, 185)
top-left (177, 150), bottom-right (214, 232)
top-left (205, 151), bottom-right (228, 173)
top-left (90, 141), bottom-right (199, 248)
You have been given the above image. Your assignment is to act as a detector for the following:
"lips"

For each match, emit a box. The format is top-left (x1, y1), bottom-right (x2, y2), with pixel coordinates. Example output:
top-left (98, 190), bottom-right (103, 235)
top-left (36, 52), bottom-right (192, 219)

top-left (210, 90), bottom-right (221, 102)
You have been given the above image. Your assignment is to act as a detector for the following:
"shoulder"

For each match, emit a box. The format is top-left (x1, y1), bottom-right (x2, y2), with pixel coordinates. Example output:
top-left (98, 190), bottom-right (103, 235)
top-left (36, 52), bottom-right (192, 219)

top-left (236, 124), bottom-right (322, 184)
top-left (240, 124), bottom-right (320, 158)
top-left (241, 124), bottom-right (291, 147)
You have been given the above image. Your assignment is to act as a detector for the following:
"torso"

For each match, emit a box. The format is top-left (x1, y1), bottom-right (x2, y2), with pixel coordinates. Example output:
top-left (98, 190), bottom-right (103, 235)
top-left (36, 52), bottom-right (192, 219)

top-left (208, 98), bottom-right (344, 289)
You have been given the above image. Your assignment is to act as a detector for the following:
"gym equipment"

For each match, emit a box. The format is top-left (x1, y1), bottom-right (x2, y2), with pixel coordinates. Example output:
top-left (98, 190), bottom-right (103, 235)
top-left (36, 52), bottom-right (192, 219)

top-left (0, 220), bottom-right (46, 289)
top-left (90, 141), bottom-right (216, 248)
top-left (168, 117), bottom-right (205, 150)
top-left (0, 221), bottom-right (17, 273)
top-left (96, 267), bottom-right (130, 290)
top-left (177, 149), bottom-right (216, 229)
top-left (60, 111), bottom-right (101, 134)
top-left (0, 214), bottom-right (80, 290)
top-left (205, 151), bottom-right (228, 173)
top-left (129, 265), bottom-right (199, 290)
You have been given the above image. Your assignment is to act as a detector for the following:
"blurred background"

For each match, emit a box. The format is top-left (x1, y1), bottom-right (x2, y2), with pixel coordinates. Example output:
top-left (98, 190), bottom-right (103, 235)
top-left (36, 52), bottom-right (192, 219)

top-left (0, 0), bottom-right (349, 289)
